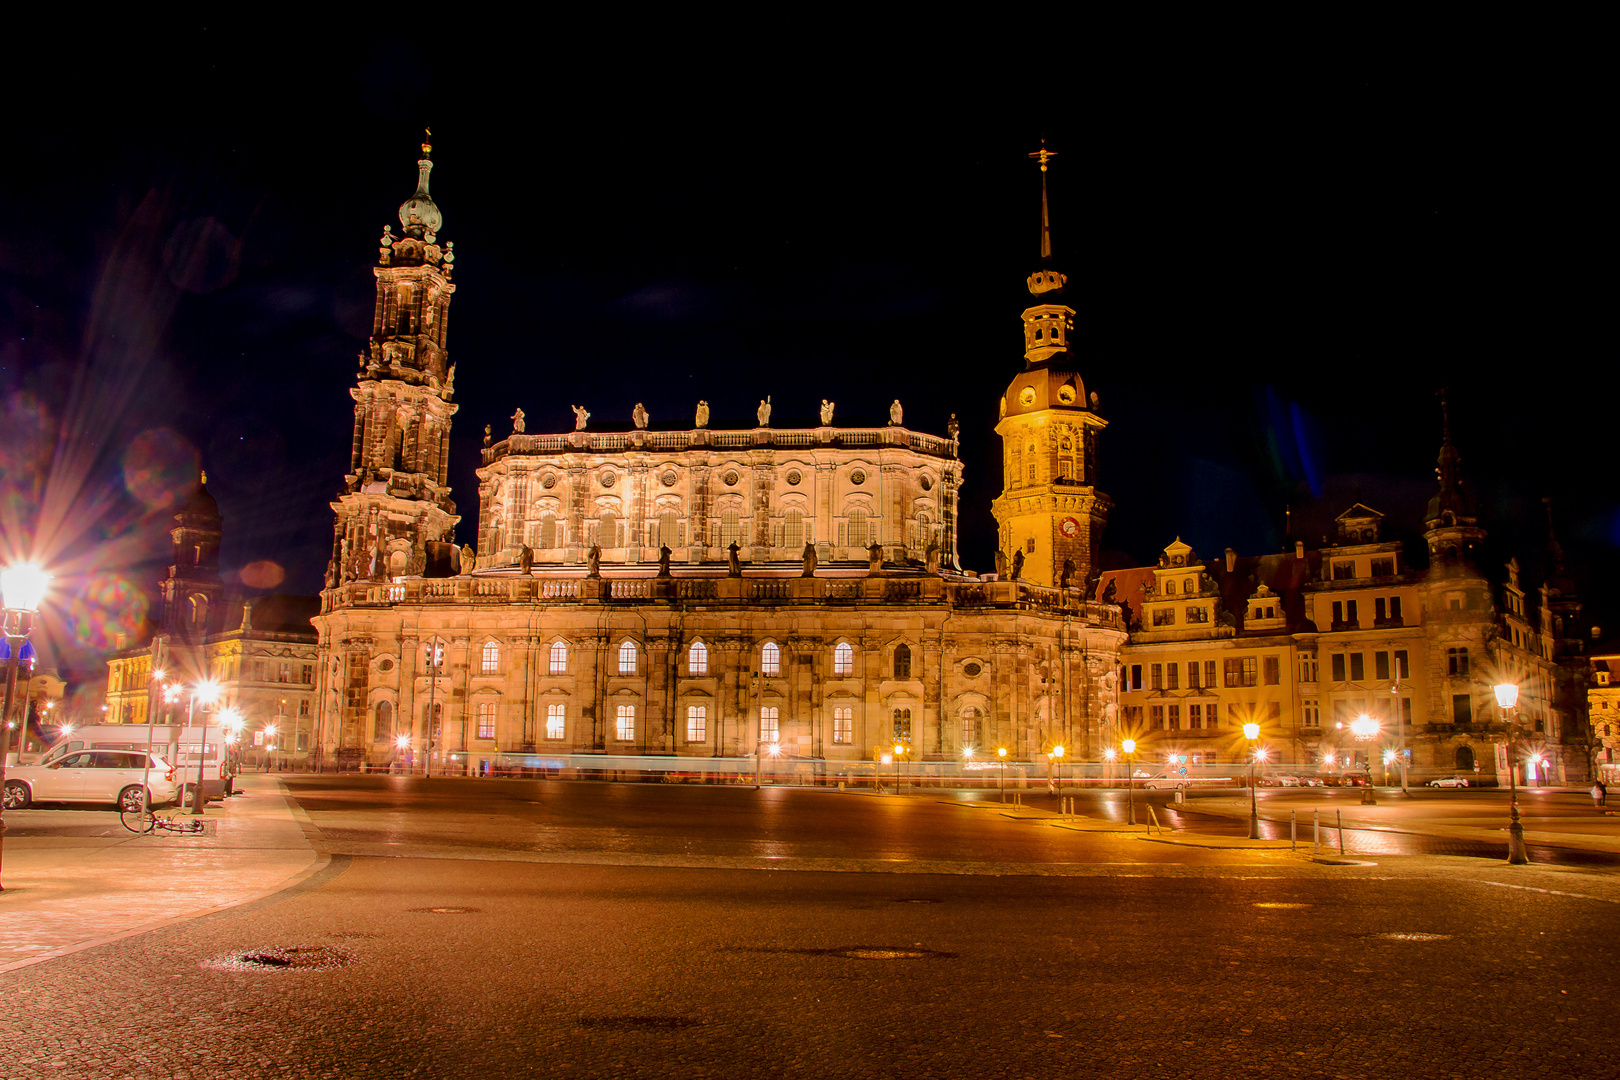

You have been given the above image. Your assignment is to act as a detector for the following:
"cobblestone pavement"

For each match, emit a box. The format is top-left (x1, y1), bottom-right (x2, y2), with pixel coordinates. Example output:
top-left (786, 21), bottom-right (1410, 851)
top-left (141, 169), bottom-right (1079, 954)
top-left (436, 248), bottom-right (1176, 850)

top-left (0, 776), bottom-right (1615, 1078)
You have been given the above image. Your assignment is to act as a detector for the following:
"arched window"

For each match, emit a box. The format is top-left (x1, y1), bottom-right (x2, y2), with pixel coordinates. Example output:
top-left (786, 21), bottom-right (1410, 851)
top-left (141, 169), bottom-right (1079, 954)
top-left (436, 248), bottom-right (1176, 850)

top-left (1165, 579), bottom-right (1176, 595)
top-left (784, 508), bottom-right (804, 551)
top-left (615, 704), bottom-right (635, 741)
top-left (833, 642), bottom-right (854, 676)
top-left (760, 706), bottom-right (780, 741)
top-left (689, 641), bottom-right (708, 675)
top-left (893, 707), bottom-right (912, 741)
top-left (618, 640), bottom-right (638, 675)
top-left (962, 707), bottom-right (981, 746)
top-left (424, 639), bottom-right (444, 669)
top-left (894, 644), bottom-right (912, 679)
top-left (657, 510), bottom-right (681, 549)
top-left (686, 705), bottom-right (707, 742)
top-left (761, 642), bottom-right (781, 677)
top-left (189, 594), bottom-right (208, 628)
top-left (375, 701), bottom-right (393, 741)
top-left (598, 510), bottom-right (619, 548)
top-left (720, 509), bottom-right (742, 547)
top-left (481, 640), bottom-right (500, 675)
top-left (545, 703), bottom-right (566, 740)
top-left (846, 508), bottom-right (869, 549)
top-left (549, 640), bottom-right (568, 674)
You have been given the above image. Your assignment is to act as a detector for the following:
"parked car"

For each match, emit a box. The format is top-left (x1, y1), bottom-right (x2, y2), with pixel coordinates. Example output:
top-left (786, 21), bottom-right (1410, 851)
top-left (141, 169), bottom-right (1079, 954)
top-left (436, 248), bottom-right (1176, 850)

top-left (1426, 775), bottom-right (1470, 788)
top-left (2, 750), bottom-right (179, 811)
top-left (1296, 775), bottom-right (1325, 787)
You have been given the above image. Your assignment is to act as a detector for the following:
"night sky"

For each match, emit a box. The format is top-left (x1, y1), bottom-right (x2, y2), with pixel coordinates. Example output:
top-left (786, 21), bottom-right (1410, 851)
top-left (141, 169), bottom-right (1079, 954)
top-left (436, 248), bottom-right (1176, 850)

top-left (2, 30), bottom-right (1608, 675)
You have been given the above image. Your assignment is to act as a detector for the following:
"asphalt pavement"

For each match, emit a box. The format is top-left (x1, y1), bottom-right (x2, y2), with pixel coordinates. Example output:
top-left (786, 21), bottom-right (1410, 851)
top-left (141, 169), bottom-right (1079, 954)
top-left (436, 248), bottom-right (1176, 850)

top-left (1, 775), bottom-right (1617, 1078)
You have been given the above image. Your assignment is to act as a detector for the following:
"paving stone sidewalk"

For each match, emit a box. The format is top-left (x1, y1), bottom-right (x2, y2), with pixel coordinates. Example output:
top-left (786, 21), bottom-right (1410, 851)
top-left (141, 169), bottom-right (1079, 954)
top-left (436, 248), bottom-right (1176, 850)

top-left (0, 775), bottom-right (323, 972)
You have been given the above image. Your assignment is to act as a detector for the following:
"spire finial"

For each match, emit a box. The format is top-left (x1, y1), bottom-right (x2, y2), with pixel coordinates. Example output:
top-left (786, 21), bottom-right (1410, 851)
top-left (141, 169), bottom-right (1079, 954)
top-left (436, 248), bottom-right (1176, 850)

top-left (200, 469), bottom-right (208, 486)
top-left (422, 127), bottom-right (432, 157)
top-left (1028, 138), bottom-right (1057, 262)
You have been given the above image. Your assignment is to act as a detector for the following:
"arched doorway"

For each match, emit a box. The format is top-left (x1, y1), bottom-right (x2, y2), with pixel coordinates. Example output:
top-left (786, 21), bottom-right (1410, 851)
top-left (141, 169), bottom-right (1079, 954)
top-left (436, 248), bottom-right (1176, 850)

top-left (1455, 745), bottom-right (1475, 772)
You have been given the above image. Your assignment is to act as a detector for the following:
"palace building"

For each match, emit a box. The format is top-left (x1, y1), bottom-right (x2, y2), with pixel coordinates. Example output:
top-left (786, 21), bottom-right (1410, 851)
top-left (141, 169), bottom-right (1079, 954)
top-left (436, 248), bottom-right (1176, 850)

top-left (108, 137), bottom-right (1587, 787)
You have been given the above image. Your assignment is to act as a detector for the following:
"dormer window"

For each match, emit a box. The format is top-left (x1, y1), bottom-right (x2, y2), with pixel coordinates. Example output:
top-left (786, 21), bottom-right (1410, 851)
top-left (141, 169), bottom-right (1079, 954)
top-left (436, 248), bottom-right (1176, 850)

top-left (1332, 561), bottom-right (1354, 580)
top-left (1165, 579), bottom-right (1176, 595)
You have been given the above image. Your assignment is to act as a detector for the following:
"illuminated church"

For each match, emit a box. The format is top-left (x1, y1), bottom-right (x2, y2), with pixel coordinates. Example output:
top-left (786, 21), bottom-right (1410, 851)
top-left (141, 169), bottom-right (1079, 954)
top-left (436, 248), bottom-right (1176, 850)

top-left (303, 140), bottom-right (1589, 784)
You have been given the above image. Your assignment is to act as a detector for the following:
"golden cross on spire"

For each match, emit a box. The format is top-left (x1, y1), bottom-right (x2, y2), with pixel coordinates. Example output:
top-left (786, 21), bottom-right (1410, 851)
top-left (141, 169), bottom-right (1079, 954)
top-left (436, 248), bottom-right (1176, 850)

top-left (422, 127), bottom-right (433, 157)
top-left (1028, 137), bottom-right (1057, 172)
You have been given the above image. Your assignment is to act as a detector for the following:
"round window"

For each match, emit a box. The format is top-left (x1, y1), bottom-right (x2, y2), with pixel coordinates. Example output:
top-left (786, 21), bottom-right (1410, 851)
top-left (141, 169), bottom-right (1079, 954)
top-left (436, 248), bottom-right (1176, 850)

top-left (600, 471), bottom-right (616, 488)
top-left (963, 662), bottom-right (982, 678)
top-left (919, 475), bottom-right (933, 492)
top-left (850, 469), bottom-right (866, 485)
top-left (661, 471), bottom-right (677, 487)
top-left (723, 470), bottom-right (739, 487)
top-left (378, 658), bottom-right (395, 672)
top-left (786, 469), bottom-right (802, 486)
top-left (1057, 383), bottom-right (1076, 404)
top-left (541, 474), bottom-right (557, 489)
top-left (1019, 386), bottom-right (1037, 407)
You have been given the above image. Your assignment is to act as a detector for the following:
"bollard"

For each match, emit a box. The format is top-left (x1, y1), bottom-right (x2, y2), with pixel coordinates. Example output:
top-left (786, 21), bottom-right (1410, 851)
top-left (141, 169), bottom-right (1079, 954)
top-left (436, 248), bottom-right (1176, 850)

top-left (1338, 809), bottom-right (1346, 855)
top-left (1291, 810), bottom-right (1297, 852)
top-left (838, 781), bottom-right (845, 792)
top-left (1313, 809), bottom-right (1320, 854)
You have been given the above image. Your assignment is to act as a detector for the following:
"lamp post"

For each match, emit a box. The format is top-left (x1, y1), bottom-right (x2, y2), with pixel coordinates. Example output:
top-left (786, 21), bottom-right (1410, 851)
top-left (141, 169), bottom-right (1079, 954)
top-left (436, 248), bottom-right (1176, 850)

top-left (1243, 721), bottom-right (1261, 839)
top-left (0, 562), bottom-right (51, 893)
top-left (1495, 682), bottom-right (1528, 865)
top-left (186, 680), bottom-right (221, 815)
top-left (1352, 713), bottom-right (1380, 806)
top-left (997, 746), bottom-right (1008, 803)
top-left (1392, 656), bottom-right (1410, 795)
top-left (1121, 738), bottom-right (1137, 825)
top-left (1051, 744), bottom-right (1065, 807)
top-left (893, 743), bottom-right (908, 794)
top-left (962, 745), bottom-right (974, 794)
top-left (395, 732), bottom-right (412, 773)
top-left (265, 723), bottom-right (279, 772)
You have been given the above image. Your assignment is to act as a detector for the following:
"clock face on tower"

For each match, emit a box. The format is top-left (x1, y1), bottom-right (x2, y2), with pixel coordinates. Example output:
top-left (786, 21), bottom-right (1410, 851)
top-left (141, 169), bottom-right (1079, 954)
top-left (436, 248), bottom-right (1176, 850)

top-left (1059, 517), bottom-right (1080, 538)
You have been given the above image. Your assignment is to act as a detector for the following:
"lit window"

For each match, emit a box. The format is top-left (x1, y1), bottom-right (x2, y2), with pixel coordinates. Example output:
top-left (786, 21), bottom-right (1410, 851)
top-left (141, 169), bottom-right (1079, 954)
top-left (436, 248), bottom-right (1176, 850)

top-left (481, 640), bottom-right (500, 675)
top-left (476, 702), bottom-right (496, 740)
top-left (546, 703), bottom-right (565, 740)
top-left (833, 642), bottom-right (854, 676)
top-left (760, 706), bottom-right (779, 741)
top-left (834, 707), bottom-right (853, 744)
top-left (616, 704), bottom-right (635, 741)
top-left (961, 708), bottom-right (981, 746)
top-left (761, 642), bottom-right (781, 677)
top-left (549, 641), bottom-right (568, 674)
top-left (892, 707), bottom-right (912, 742)
top-left (619, 641), bottom-right (638, 675)
top-left (894, 644), bottom-right (912, 679)
top-left (689, 641), bottom-right (708, 675)
top-left (687, 705), bottom-right (707, 743)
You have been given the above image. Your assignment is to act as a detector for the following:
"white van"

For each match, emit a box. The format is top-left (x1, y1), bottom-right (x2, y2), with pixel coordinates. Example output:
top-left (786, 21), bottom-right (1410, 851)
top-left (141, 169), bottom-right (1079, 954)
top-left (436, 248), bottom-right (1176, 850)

top-left (39, 725), bottom-right (229, 801)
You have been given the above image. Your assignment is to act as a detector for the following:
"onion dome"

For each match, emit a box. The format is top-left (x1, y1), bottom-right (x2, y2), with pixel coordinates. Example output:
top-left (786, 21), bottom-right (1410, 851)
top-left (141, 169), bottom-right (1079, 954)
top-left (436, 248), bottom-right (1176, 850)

top-left (398, 130), bottom-right (442, 242)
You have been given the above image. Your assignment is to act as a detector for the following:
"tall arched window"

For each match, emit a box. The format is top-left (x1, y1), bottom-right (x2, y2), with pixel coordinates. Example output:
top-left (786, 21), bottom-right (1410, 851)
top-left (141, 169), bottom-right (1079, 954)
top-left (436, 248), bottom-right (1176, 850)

top-left (783, 508), bottom-right (804, 551)
top-left (846, 509), bottom-right (869, 549)
top-left (689, 641), bottom-right (708, 675)
top-left (375, 701), bottom-right (393, 741)
top-left (833, 642), bottom-right (854, 676)
top-left (598, 510), bottom-right (619, 548)
top-left (658, 510), bottom-right (680, 549)
top-left (189, 594), bottom-right (208, 629)
top-left (549, 640), bottom-right (568, 674)
top-left (481, 640), bottom-right (500, 675)
top-left (615, 704), bottom-right (636, 741)
top-left (720, 509), bottom-right (742, 547)
top-left (894, 644), bottom-right (912, 679)
top-left (618, 640), bottom-right (638, 675)
top-left (961, 707), bottom-right (981, 746)
top-left (760, 642), bottom-right (781, 677)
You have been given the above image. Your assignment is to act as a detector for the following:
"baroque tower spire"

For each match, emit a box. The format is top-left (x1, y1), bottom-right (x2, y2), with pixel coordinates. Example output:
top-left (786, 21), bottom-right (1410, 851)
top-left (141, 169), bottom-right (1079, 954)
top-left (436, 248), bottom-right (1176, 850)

top-left (1423, 389), bottom-right (1485, 573)
top-left (991, 144), bottom-right (1111, 591)
top-left (327, 138), bottom-right (461, 588)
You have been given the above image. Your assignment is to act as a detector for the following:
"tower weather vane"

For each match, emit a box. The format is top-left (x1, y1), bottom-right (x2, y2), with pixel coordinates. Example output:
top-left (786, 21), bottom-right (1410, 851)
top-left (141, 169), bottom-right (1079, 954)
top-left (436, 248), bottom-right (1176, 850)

top-left (1028, 138), bottom-right (1057, 262)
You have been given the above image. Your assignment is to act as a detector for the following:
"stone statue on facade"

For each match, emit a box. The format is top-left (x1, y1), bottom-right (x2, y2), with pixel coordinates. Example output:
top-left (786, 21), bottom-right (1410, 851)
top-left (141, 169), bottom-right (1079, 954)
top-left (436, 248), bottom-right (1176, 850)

top-left (324, 560), bottom-right (337, 589)
top-left (444, 364), bottom-right (456, 398)
top-left (633, 402), bottom-right (649, 430)
top-left (1085, 566), bottom-right (1103, 600)
top-left (511, 408), bottom-right (526, 434)
top-left (727, 541), bottom-right (742, 577)
top-left (889, 399), bottom-right (903, 426)
top-left (482, 424), bottom-right (492, 447)
top-left (572, 405), bottom-right (590, 431)
top-left (925, 540), bottom-right (941, 574)
top-left (695, 400), bottom-right (710, 428)
top-left (757, 397), bottom-right (771, 426)
top-left (1101, 577), bottom-right (1117, 604)
top-left (867, 541), bottom-right (883, 574)
top-left (994, 550), bottom-right (1006, 577)
top-left (586, 544), bottom-right (601, 577)
top-left (519, 544), bottom-right (533, 575)
top-left (820, 399), bottom-right (835, 425)
top-left (802, 542), bottom-right (817, 577)
top-left (1010, 549), bottom-right (1025, 580)
top-left (459, 544), bottom-right (475, 575)
top-left (658, 544), bottom-right (672, 577)
top-left (947, 413), bottom-right (959, 441)
top-left (1059, 558), bottom-right (1076, 590)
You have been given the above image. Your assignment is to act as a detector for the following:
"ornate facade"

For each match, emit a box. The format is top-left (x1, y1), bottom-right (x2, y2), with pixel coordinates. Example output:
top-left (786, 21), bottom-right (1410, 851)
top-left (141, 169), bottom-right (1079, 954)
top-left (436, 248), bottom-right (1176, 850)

top-left (310, 147), bottom-right (1126, 773)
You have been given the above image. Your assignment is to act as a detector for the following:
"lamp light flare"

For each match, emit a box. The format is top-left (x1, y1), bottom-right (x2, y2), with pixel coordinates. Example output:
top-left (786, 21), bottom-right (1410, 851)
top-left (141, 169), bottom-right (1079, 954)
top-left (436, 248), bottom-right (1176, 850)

top-left (1121, 738), bottom-right (1136, 755)
top-left (1, 563), bottom-right (52, 612)
top-left (1494, 683), bottom-right (1520, 710)
top-left (1242, 722), bottom-right (1260, 740)
top-left (395, 734), bottom-right (411, 750)
top-left (1103, 748), bottom-right (1116, 760)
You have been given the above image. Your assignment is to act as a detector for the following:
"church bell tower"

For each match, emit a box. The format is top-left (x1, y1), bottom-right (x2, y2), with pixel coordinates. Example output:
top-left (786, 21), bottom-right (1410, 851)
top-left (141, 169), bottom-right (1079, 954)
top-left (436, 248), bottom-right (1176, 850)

top-left (990, 142), bottom-right (1110, 590)
top-left (327, 134), bottom-right (461, 587)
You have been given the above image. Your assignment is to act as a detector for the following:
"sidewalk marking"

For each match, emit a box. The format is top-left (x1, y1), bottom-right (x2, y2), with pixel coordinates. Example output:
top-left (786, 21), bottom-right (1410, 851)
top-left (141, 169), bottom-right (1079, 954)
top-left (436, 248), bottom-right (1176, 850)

top-left (1477, 880), bottom-right (1619, 905)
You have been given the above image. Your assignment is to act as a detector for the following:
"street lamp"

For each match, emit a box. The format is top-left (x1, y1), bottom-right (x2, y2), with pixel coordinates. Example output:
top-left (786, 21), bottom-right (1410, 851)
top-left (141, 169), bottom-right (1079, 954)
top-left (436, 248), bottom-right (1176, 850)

top-left (1494, 681), bottom-right (1528, 865)
top-left (1352, 713), bottom-right (1380, 806)
top-left (997, 746), bottom-right (1008, 803)
top-left (893, 743), bottom-right (908, 794)
top-left (0, 562), bottom-right (51, 893)
top-left (1121, 738), bottom-right (1137, 825)
top-left (1051, 744), bottom-right (1065, 806)
top-left (185, 680), bottom-right (221, 815)
top-left (1243, 721), bottom-right (1261, 839)
top-left (265, 722), bottom-right (280, 772)
top-left (395, 732), bottom-right (412, 773)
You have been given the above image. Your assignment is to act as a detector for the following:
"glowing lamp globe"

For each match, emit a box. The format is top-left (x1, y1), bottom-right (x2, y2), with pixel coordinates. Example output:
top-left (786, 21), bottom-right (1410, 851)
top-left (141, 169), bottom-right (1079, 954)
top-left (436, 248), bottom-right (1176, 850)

top-left (1493, 683), bottom-right (1520, 710)
top-left (997, 747), bottom-right (1008, 758)
top-left (1121, 738), bottom-right (1136, 755)
top-left (1242, 722), bottom-right (1260, 740)
top-left (1, 563), bottom-right (51, 612)
top-left (1351, 714), bottom-right (1380, 741)
top-left (1052, 745), bottom-right (1065, 759)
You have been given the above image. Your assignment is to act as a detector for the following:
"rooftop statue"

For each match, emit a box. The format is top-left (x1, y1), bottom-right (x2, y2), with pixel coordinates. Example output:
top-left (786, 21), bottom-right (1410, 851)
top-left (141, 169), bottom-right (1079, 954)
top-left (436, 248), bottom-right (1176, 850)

top-left (757, 397), bottom-right (772, 427)
top-left (633, 402), bottom-right (649, 430)
top-left (695, 400), bottom-right (710, 428)
top-left (889, 399), bottom-right (903, 426)
top-left (511, 408), bottom-right (525, 434)
top-left (572, 405), bottom-right (590, 431)
top-left (820, 399), bottom-right (835, 425)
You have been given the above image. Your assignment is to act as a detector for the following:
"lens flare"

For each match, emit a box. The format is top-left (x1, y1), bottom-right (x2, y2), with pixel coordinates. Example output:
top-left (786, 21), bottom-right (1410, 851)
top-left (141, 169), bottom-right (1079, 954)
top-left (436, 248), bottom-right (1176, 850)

top-left (240, 560), bottom-right (286, 590)
top-left (123, 429), bottom-right (200, 511)
top-left (56, 571), bottom-right (149, 651)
